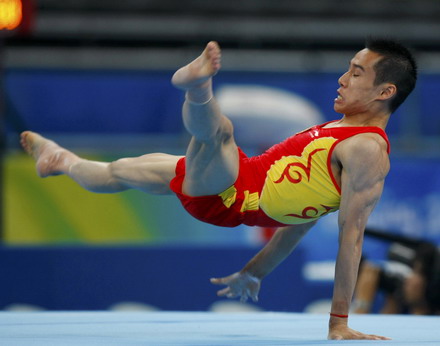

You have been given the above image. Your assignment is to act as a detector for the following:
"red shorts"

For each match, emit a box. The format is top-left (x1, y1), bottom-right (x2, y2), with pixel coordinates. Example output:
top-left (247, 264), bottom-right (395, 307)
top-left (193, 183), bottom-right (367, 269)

top-left (169, 149), bottom-right (286, 228)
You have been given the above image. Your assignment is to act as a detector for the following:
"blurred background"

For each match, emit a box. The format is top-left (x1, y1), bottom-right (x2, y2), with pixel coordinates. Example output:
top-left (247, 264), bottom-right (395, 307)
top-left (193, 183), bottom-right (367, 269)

top-left (1, 0), bottom-right (440, 313)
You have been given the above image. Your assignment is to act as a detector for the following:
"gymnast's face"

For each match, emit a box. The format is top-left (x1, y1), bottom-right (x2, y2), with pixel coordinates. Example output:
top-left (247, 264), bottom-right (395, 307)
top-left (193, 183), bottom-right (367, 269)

top-left (334, 49), bottom-right (386, 116)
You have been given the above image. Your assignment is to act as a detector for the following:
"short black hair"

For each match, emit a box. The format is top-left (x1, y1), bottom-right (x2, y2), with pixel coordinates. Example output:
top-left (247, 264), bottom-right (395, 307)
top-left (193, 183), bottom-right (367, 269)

top-left (365, 37), bottom-right (418, 113)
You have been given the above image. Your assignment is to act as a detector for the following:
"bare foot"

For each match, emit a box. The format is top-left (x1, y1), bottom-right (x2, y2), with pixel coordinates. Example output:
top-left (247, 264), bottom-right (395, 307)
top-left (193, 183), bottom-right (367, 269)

top-left (171, 41), bottom-right (221, 92)
top-left (20, 131), bottom-right (79, 177)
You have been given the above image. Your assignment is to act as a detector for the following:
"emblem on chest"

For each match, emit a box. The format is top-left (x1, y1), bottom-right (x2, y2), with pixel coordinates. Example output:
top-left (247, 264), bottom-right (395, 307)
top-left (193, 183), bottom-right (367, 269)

top-left (260, 137), bottom-right (340, 224)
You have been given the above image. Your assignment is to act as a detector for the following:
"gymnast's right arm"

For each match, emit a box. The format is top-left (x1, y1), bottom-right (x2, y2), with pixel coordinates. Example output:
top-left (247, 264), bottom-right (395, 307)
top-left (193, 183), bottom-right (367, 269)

top-left (210, 222), bottom-right (316, 302)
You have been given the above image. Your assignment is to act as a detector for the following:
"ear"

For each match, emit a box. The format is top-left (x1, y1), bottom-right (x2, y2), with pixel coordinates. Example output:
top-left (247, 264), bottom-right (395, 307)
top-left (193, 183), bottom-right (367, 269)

top-left (378, 83), bottom-right (397, 101)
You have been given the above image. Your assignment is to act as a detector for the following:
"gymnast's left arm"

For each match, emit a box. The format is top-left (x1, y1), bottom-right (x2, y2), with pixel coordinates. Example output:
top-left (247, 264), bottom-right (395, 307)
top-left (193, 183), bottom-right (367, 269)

top-left (210, 222), bottom-right (316, 302)
top-left (328, 134), bottom-right (391, 341)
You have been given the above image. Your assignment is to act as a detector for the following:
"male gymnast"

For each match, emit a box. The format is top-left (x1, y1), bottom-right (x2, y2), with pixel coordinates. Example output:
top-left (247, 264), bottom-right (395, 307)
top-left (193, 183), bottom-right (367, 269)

top-left (21, 38), bottom-right (417, 340)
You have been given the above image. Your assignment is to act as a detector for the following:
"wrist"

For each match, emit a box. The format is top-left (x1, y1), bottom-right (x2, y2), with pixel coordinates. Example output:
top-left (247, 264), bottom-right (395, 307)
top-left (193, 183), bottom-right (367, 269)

top-left (330, 300), bottom-right (350, 316)
top-left (240, 267), bottom-right (264, 280)
top-left (329, 312), bottom-right (348, 328)
top-left (239, 270), bottom-right (262, 281)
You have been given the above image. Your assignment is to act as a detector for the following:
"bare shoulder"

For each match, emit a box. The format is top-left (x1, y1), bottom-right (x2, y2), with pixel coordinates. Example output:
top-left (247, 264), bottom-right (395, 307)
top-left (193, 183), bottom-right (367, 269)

top-left (335, 132), bottom-right (390, 177)
top-left (340, 132), bottom-right (388, 155)
top-left (337, 133), bottom-right (388, 160)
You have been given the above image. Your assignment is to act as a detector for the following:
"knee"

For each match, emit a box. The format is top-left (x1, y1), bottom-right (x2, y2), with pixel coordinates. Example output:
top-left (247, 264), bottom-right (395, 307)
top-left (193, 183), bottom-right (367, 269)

top-left (109, 158), bottom-right (131, 180)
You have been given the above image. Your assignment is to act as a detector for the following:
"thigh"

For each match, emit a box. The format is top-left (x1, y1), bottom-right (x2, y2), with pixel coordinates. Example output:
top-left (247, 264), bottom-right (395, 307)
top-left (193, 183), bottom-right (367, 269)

top-left (183, 118), bottom-right (239, 196)
top-left (111, 153), bottom-right (182, 195)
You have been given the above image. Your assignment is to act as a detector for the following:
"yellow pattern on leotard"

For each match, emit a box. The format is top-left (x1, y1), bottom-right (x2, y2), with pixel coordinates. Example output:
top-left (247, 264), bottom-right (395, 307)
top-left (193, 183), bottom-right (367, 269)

top-left (259, 137), bottom-right (340, 224)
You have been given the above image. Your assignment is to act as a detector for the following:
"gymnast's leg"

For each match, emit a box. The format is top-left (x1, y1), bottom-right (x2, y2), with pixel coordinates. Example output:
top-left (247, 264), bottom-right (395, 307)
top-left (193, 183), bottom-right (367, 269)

top-left (171, 41), bottom-right (239, 197)
top-left (20, 131), bottom-right (181, 195)
top-left (21, 42), bottom-right (236, 197)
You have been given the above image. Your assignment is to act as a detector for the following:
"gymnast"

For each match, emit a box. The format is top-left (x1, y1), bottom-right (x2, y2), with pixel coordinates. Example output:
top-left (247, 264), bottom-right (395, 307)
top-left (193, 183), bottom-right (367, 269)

top-left (21, 38), bottom-right (417, 340)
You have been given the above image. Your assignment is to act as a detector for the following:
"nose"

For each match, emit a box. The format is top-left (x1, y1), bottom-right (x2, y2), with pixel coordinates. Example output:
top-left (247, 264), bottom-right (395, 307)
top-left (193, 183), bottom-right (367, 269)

top-left (338, 72), bottom-right (348, 87)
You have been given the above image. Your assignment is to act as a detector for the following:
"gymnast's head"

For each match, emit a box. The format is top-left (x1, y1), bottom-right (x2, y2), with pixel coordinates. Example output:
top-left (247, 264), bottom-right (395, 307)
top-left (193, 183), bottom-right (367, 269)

top-left (364, 37), bottom-right (418, 113)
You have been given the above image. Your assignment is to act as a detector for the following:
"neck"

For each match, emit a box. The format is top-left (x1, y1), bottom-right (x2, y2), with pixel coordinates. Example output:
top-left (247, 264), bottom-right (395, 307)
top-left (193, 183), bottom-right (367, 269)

top-left (338, 111), bottom-right (390, 130)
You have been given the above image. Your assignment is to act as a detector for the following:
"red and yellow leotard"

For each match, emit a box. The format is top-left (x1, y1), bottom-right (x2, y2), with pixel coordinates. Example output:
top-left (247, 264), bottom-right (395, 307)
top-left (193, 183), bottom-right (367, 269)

top-left (170, 121), bottom-right (390, 228)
